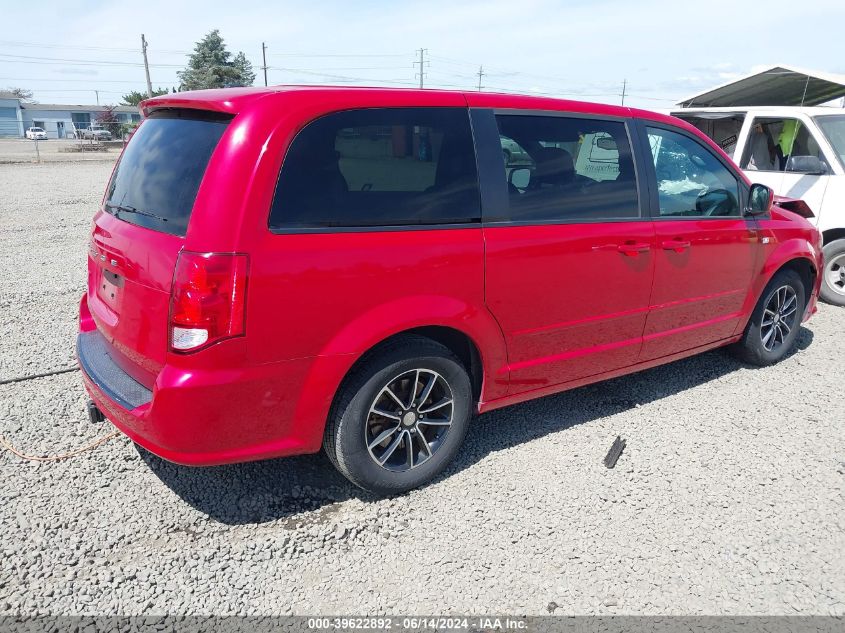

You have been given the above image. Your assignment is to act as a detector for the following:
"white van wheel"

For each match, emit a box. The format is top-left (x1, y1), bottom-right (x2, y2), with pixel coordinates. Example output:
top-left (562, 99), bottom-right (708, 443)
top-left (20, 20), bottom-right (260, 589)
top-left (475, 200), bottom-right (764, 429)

top-left (820, 239), bottom-right (845, 307)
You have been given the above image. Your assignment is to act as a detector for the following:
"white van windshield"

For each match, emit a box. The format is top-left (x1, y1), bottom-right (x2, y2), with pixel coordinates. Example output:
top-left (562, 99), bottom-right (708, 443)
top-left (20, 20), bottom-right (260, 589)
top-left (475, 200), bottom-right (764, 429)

top-left (816, 115), bottom-right (845, 169)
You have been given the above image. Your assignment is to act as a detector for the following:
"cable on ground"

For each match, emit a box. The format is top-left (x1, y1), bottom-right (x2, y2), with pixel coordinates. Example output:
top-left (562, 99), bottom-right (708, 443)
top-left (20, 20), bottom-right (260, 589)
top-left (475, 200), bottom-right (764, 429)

top-left (0, 366), bottom-right (79, 386)
top-left (0, 365), bottom-right (120, 461)
top-left (0, 430), bottom-right (121, 462)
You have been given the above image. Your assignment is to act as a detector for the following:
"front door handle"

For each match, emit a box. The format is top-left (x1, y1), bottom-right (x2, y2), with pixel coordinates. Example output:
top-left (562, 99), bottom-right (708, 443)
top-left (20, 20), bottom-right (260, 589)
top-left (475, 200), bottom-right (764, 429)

top-left (617, 242), bottom-right (651, 256)
top-left (661, 239), bottom-right (691, 252)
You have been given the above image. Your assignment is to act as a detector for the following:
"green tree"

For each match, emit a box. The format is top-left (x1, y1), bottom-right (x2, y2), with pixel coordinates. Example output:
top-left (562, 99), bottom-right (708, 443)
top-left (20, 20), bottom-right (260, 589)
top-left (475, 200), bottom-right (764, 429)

top-left (121, 87), bottom-right (168, 106)
top-left (178, 30), bottom-right (256, 90)
top-left (232, 52), bottom-right (256, 87)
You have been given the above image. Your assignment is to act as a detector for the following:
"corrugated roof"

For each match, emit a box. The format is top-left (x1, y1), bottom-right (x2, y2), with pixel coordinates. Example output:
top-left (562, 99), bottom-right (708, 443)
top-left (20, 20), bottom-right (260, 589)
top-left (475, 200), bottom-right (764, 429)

top-left (676, 65), bottom-right (845, 107)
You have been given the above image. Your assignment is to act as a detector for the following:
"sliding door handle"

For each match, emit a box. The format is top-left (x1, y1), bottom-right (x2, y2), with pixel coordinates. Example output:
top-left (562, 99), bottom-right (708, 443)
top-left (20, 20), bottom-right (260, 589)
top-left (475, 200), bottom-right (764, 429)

top-left (661, 239), bottom-right (691, 252)
top-left (617, 242), bottom-right (651, 256)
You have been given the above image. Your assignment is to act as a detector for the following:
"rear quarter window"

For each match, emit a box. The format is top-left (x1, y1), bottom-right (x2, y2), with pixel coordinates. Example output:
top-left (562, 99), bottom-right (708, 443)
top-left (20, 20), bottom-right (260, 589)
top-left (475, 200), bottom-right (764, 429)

top-left (269, 107), bottom-right (481, 230)
top-left (104, 110), bottom-right (231, 236)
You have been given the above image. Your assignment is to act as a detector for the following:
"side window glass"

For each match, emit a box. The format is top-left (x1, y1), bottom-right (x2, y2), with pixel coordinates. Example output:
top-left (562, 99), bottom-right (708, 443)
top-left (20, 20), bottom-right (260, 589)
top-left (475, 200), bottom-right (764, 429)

top-left (740, 117), bottom-right (827, 173)
top-left (270, 107), bottom-right (480, 229)
top-left (646, 127), bottom-right (741, 218)
top-left (495, 115), bottom-right (640, 222)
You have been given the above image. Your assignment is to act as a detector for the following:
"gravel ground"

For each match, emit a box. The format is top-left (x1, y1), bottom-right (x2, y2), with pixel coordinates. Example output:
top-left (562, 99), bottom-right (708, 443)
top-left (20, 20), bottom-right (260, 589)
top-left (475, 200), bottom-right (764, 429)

top-left (1, 160), bottom-right (844, 616)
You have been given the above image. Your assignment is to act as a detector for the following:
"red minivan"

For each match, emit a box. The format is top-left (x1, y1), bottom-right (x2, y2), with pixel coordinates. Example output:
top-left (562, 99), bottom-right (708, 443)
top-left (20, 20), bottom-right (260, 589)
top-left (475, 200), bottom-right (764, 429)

top-left (78, 87), bottom-right (823, 494)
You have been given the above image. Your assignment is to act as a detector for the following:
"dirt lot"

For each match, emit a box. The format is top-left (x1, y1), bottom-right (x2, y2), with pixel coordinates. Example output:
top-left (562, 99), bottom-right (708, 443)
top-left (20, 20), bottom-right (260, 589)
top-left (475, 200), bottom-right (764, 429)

top-left (0, 160), bottom-right (843, 616)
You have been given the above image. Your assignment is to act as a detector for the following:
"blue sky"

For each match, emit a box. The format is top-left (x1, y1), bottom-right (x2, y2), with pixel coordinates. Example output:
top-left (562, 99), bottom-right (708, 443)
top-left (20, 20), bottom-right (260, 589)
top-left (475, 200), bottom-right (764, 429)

top-left (1, 0), bottom-right (844, 109)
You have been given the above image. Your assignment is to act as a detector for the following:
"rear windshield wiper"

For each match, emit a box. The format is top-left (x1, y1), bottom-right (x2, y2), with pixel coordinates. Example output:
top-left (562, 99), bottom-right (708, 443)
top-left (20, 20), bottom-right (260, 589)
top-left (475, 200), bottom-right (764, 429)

top-left (104, 202), bottom-right (168, 223)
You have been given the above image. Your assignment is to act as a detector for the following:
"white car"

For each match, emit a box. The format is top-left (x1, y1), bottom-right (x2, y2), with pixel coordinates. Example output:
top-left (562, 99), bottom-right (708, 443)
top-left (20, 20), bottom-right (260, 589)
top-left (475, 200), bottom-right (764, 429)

top-left (672, 106), bottom-right (845, 306)
top-left (25, 127), bottom-right (47, 140)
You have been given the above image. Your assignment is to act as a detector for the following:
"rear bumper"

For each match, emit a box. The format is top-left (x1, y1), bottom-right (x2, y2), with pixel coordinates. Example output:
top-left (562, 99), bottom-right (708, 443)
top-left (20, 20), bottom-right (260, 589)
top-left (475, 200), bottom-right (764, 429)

top-left (77, 331), bottom-right (152, 410)
top-left (77, 300), bottom-right (330, 465)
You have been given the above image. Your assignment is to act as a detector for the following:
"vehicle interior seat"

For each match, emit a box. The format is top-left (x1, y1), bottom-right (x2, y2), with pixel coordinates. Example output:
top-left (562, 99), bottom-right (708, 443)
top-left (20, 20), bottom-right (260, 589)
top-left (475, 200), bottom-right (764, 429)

top-left (533, 147), bottom-right (575, 188)
top-left (280, 133), bottom-right (349, 223)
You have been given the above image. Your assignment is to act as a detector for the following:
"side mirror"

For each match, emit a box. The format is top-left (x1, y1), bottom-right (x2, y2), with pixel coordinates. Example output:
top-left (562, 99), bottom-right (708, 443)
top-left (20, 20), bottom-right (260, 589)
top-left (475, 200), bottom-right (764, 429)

top-left (509, 167), bottom-right (531, 190)
top-left (747, 183), bottom-right (774, 216)
top-left (785, 155), bottom-right (827, 175)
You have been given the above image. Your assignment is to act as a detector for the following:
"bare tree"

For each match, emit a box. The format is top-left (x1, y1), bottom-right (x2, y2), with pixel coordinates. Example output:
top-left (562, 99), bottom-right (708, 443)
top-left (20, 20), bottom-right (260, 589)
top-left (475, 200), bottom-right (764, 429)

top-left (4, 87), bottom-right (36, 103)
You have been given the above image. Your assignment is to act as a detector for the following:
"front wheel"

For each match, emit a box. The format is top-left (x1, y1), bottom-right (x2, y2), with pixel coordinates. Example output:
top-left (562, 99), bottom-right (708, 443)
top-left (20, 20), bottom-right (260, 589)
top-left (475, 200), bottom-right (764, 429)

top-left (820, 239), bottom-right (845, 306)
top-left (324, 336), bottom-right (472, 495)
top-left (731, 269), bottom-right (805, 366)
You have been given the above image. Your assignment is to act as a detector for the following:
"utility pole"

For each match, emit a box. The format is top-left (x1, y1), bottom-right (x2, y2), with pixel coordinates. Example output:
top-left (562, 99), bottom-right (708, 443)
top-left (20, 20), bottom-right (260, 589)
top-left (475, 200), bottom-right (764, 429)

top-left (414, 48), bottom-right (427, 89)
top-left (261, 42), bottom-right (268, 87)
top-left (94, 90), bottom-right (99, 106)
top-left (141, 34), bottom-right (153, 98)
top-left (620, 78), bottom-right (627, 106)
top-left (476, 65), bottom-right (485, 91)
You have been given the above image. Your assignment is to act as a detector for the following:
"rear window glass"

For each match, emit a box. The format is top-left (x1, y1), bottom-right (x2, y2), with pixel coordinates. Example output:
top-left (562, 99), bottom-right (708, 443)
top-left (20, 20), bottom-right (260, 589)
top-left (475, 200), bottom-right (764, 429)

top-left (270, 107), bottom-right (480, 229)
top-left (104, 110), bottom-right (230, 236)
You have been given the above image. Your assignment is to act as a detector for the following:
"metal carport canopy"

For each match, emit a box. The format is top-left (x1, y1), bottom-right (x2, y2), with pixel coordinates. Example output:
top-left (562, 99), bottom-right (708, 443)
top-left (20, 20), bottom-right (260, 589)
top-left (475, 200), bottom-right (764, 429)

top-left (676, 65), bottom-right (845, 107)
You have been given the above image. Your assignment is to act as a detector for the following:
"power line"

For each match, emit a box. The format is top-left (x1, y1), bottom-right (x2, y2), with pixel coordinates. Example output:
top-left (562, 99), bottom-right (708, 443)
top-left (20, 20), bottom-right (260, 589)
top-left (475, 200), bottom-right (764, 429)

top-left (267, 65), bottom-right (412, 71)
top-left (0, 41), bottom-right (684, 104)
top-left (0, 52), bottom-right (182, 68)
top-left (0, 77), bottom-right (175, 84)
top-left (17, 88), bottom-right (127, 93)
top-left (266, 52), bottom-right (408, 58)
top-left (266, 67), bottom-right (417, 85)
top-left (0, 39), bottom-right (190, 55)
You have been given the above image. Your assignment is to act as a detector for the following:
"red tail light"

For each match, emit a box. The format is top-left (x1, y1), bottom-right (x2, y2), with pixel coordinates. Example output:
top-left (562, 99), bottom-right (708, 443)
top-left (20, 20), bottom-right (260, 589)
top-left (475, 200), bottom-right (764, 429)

top-left (169, 252), bottom-right (248, 352)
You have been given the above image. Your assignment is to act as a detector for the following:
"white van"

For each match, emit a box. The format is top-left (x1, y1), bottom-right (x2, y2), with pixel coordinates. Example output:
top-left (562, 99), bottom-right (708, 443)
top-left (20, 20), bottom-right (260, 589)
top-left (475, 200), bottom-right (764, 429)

top-left (671, 106), bottom-right (845, 305)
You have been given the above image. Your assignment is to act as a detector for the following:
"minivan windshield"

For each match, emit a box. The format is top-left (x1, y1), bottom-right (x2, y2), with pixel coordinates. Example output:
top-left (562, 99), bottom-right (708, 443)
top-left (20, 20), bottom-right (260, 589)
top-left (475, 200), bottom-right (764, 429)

top-left (104, 110), bottom-right (230, 236)
top-left (815, 115), bottom-right (845, 170)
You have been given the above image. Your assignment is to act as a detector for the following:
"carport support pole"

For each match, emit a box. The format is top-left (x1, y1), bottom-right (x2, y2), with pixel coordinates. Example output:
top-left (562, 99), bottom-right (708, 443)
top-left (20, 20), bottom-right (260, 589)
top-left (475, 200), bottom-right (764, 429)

top-left (141, 34), bottom-right (153, 98)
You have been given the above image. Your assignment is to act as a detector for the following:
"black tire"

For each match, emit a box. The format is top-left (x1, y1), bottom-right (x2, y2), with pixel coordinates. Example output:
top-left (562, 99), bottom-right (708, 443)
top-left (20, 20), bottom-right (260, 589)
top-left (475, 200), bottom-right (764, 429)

top-left (820, 239), bottom-right (845, 307)
top-left (324, 335), bottom-right (472, 495)
top-left (731, 269), bottom-right (805, 366)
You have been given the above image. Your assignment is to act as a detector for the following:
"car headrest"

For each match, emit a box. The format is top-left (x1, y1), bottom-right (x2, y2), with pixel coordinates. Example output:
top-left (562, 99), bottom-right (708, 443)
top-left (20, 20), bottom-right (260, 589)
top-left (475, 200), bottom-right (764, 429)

top-left (534, 147), bottom-right (574, 186)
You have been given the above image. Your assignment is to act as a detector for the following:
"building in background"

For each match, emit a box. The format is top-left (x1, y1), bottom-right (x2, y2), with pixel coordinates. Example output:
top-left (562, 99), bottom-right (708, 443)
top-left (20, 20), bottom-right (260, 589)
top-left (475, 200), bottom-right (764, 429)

top-left (21, 103), bottom-right (141, 139)
top-left (0, 91), bottom-right (25, 137)
top-left (0, 93), bottom-right (141, 138)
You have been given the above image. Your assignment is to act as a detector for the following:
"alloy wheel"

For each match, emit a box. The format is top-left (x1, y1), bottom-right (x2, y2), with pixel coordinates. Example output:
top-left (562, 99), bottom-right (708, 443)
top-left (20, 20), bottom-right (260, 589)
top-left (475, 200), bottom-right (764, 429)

top-left (365, 369), bottom-right (454, 473)
top-left (760, 285), bottom-right (799, 352)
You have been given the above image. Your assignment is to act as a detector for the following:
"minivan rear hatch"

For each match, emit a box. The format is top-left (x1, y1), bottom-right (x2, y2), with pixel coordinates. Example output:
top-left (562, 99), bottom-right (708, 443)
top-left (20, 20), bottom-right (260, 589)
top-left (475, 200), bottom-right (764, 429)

top-left (87, 109), bottom-right (231, 388)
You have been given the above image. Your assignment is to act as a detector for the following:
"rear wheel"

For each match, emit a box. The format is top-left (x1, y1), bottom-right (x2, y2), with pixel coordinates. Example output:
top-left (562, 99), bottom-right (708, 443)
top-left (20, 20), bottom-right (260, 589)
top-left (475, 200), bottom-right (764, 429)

top-left (820, 239), bottom-right (845, 306)
top-left (324, 336), bottom-right (472, 495)
top-left (731, 269), bottom-right (805, 366)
